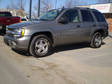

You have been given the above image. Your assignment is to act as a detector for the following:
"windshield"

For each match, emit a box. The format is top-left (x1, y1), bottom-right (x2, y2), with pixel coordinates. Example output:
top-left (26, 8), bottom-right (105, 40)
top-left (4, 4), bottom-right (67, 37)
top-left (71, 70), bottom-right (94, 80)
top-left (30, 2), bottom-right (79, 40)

top-left (38, 9), bottom-right (62, 21)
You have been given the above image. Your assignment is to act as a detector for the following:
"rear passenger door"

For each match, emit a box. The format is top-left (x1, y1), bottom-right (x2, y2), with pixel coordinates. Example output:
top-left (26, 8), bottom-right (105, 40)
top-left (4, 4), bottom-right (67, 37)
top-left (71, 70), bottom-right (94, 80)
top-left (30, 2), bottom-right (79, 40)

top-left (80, 9), bottom-right (96, 41)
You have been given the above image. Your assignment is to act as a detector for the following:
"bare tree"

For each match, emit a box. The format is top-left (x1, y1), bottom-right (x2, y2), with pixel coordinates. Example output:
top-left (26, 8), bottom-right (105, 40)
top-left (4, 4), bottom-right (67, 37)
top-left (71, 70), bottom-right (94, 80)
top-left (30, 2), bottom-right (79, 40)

top-left (33, 0), bottom-right (52, 18)
top-left (40, 0), bottom-right (52, 13)
top-left (32, 5), bottom-right (38, 19)
top-left (32, 11), bottom-right (37, 19)
top-left (0, 0), bottom-right (1, 7)
top-left (32, 4), bottom-right (38, 19)
top-left (6, 5), bottom-right (10, 9)
top-left (55, 0), bottom-right (57, 9)
top-left (18, 0), bottom-right (26, 10)
top-left (10, 0), bottom-right (26, 10)
top-left (7, 0), bottom-right (26, 17)
top-left (65, 0), bottom-right (73, 8)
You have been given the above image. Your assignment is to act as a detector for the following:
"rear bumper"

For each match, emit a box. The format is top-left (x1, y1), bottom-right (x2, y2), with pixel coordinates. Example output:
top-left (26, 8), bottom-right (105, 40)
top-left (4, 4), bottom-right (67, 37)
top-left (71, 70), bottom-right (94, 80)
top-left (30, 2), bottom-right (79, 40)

top-left (4, 35), bottom-right (31, 51)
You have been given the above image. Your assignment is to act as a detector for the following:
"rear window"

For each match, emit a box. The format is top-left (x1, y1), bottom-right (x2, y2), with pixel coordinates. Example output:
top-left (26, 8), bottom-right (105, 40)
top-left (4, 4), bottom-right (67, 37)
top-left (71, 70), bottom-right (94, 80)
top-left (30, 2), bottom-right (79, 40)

top-left (92, 11), bottom-right (106, 22)
top-left (81, 10), bottom-right (94, 22)
top-left (0, 12), bottom-right (12, 17)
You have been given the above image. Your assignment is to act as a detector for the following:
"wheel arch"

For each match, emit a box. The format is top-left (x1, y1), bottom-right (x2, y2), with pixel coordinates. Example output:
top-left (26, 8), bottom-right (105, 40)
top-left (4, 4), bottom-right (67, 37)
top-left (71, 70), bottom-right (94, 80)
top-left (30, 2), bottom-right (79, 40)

top-left (28, 31), bottom-right (54, 48)
top-left (92, 29), bottom-right (105, 37)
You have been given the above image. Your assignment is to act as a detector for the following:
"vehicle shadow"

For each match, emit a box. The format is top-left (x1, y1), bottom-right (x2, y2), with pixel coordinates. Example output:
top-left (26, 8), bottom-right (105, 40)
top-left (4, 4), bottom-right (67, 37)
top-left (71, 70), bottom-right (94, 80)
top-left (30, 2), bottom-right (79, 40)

top-left (53, 43), bottom-right (90, 53)
top-left (109, 35), bottom-right (112, 38)
top-left (12, 43), bottom-right (90, 57)
top-left (12, 48), bottom-right (31, 57)
top-left (12, 42), bottom-right (106, 58)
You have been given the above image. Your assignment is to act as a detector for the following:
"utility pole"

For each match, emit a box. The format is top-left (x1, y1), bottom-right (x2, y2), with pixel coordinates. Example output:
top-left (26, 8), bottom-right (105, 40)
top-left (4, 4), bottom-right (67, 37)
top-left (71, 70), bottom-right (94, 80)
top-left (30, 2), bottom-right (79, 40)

top-left (38, 0), bottom-right (41, 17)
top-left (29, 0), bottom-right (32, 20)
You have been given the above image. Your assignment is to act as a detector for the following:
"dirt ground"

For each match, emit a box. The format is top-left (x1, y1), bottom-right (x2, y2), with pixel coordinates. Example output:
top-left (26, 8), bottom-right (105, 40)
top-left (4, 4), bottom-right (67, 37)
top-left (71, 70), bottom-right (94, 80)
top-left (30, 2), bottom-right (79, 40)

top-left (0, 35), bottom-right (112, 84)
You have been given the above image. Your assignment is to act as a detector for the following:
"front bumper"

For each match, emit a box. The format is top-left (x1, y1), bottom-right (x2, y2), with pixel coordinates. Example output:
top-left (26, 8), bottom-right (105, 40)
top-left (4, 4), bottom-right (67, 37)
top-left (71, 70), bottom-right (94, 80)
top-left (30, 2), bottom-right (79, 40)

top-left (4, 35), bottom-right (31, 51)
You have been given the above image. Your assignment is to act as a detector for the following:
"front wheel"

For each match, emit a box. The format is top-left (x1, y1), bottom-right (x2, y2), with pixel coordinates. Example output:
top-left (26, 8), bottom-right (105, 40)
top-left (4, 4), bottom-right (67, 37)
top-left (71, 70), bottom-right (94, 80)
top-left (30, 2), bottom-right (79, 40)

top-left (29, 35), bottom-right (52, 57)
top-left (90, 32), bottom-right (102, 48)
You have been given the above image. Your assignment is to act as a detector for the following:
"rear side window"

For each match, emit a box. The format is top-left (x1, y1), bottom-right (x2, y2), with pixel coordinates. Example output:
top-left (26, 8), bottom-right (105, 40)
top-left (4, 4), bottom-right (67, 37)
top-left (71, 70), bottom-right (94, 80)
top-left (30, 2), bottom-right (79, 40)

top-left (92, 11), bottom-right (106, 22)
top-left (81, 10), bottom-right (94, 22)
top-left (0, 12), bottom-right (12, 17)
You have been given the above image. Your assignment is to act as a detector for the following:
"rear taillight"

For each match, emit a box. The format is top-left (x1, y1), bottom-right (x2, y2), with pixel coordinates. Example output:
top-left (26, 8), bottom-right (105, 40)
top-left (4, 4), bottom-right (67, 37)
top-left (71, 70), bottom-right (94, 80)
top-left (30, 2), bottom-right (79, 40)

top-left (19, 17), bottom-right (21, 23)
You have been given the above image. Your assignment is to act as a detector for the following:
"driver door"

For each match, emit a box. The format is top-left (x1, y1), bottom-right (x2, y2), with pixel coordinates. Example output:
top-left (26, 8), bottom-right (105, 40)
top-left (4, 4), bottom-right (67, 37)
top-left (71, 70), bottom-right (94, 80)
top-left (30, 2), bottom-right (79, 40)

top-left (55, 9), bottom-right (82, 45)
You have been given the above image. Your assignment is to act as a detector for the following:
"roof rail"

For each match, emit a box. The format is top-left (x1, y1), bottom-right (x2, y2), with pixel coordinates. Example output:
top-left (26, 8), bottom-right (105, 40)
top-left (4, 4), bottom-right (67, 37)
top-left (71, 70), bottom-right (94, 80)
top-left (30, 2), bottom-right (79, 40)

top-left (74, 7), bottom-right (90, 9)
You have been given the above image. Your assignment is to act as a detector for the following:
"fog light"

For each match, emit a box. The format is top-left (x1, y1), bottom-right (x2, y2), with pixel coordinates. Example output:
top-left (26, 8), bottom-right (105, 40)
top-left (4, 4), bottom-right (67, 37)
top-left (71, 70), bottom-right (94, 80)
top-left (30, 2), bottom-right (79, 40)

top-left (12, 41), bottom-right (16, 46)
top-left (9, 40), bottom-right (16, 48)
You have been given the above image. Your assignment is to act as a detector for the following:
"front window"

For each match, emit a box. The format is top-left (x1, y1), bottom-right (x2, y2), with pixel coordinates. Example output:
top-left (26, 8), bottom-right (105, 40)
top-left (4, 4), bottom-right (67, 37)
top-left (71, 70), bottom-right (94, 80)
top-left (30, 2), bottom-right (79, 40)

top-left (61, 9), bottom-right (79, 23)
top-left (38, 9), bottom-right (62, 21)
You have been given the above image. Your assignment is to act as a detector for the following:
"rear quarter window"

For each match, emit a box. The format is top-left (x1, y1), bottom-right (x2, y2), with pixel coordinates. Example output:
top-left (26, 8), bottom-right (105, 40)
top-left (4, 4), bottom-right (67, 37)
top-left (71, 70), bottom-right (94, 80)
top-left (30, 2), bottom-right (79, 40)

top-left (92, 11), bottom-right (106, 22)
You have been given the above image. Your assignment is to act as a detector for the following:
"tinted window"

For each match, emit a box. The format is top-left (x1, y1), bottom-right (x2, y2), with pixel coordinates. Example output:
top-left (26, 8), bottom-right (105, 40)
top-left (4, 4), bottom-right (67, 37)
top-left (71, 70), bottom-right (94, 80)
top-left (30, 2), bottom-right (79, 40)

top-left (0, 12), bottom-right (12, 17)
top-left (93, 11), bottom-right (106, 22)
top-left (81, 10), bottom-right (94, 22)
top-left (62, 9), bottom-right (79, 23)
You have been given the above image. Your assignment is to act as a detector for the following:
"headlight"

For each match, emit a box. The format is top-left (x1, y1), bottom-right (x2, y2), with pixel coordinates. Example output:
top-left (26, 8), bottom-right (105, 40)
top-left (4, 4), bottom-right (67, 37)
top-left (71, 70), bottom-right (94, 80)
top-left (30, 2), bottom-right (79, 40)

top-left (21, 28), bottom-right (25, 36)
top-left (14, 28), bottom-right (25, 37)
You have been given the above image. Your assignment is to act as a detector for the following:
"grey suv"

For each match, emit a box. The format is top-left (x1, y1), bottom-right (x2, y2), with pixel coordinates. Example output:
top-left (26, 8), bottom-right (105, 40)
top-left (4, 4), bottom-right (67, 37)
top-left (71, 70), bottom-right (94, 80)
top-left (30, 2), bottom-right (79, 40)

top-left (4, 7), bottom-right (108, 57)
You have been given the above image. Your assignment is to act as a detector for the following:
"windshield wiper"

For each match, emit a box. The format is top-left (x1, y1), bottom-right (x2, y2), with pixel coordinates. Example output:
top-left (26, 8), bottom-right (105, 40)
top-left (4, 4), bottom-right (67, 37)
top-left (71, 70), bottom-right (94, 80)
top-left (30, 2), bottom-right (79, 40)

top-left (38, 19), bottom-right (48, 21)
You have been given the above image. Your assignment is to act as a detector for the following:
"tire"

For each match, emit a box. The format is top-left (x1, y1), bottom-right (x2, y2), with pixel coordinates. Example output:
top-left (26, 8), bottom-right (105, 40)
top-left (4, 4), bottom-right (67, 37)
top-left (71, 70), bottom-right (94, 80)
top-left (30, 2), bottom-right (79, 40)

top-left (2, 25), bottom-right (6, 34)
top-left (90, 32), bottom-right (102, 48)
top-left (29, 35), bottom-right (52, 57)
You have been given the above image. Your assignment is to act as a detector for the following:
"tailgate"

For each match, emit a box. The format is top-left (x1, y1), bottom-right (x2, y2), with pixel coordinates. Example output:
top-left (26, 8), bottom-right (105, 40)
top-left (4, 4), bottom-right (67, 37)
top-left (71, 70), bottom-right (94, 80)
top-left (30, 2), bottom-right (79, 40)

top-left (0, 17), bottom-right (21, 25)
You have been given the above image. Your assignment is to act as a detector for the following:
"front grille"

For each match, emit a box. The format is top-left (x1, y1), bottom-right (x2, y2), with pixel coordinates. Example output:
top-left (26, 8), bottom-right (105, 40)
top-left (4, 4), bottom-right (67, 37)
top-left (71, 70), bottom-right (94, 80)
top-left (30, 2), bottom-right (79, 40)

top-left (6, 28), bottom-right (15, 37)
top-left (7, 28), bottom-right (15, 31)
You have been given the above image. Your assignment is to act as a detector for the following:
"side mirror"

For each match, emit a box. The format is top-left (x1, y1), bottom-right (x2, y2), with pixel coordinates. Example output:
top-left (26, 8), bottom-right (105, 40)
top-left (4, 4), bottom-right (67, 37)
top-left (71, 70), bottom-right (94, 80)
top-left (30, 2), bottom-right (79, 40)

top-left (58, 16), bottom-right (68, 24)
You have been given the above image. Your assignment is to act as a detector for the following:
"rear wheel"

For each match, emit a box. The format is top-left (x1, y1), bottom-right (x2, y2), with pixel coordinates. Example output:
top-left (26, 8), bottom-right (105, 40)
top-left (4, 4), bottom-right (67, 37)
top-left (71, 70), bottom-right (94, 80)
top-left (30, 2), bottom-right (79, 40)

top-left (90, 32), bottom-right (102, 48)
top-left (29, 35), bottom-right (52, 57)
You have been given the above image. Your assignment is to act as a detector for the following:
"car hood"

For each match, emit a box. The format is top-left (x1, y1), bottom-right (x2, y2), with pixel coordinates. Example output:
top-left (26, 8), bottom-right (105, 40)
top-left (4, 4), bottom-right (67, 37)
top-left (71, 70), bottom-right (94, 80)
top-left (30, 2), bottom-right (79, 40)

top-left (8, 21), bottom-right (41, 28)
